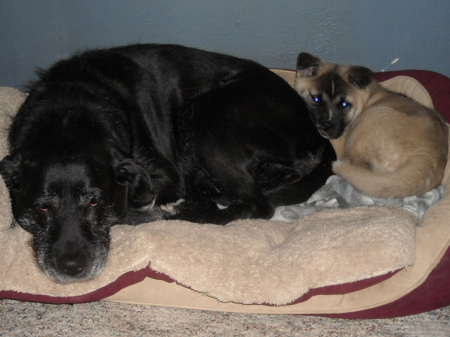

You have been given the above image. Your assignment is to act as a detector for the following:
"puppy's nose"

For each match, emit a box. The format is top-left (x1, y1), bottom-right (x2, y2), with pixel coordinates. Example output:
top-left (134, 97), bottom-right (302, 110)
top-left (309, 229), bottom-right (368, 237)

top-left (322, 121), bottom-right (334, 131)
top-left (56, 252), bottom-right (87, 276)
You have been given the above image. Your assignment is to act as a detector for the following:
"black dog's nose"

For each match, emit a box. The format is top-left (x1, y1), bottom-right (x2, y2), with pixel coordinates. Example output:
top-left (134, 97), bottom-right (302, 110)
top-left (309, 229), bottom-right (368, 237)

top-left (56, 252), bottom-right (88, 276)
top-left (322, 121), bottom-right (334, 131)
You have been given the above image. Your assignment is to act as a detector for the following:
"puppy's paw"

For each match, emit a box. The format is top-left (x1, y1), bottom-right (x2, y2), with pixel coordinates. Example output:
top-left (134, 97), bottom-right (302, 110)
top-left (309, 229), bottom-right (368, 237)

top-left (332, 160), bottom-right (342, 170)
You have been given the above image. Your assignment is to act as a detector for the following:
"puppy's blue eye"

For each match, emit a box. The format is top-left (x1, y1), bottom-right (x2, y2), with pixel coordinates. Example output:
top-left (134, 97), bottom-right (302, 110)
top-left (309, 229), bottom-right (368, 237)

top-left (341, 101), bottom-right (350, 108)
top-left (312, 96), bottom-right (321, 103)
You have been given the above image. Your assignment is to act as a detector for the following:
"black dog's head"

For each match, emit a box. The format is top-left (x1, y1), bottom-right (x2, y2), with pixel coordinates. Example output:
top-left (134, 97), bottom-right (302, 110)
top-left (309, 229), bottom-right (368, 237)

top-left (294, 52), bottom-right (374, 139)
top-left (0, 143), bottom-right (165, 283)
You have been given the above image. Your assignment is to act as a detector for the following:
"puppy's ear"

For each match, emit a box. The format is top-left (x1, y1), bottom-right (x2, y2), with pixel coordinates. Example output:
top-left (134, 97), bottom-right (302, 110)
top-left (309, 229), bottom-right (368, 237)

top-left (0, 154), bottom-right (22, 190)
top-left (347, 66), bottom-right (373, 89)
top-left (296, 52), bottom-right (323, 78)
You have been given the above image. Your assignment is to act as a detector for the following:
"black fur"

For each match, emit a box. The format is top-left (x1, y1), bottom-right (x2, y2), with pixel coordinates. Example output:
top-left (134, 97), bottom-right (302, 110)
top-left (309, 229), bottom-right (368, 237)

top-left (0, 44), bottom-right (334, 282)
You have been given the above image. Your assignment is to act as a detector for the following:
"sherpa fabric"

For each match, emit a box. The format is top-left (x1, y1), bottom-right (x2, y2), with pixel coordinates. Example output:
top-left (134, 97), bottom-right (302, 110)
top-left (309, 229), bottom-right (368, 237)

top-left (0, 83), bottom-right (417, 306)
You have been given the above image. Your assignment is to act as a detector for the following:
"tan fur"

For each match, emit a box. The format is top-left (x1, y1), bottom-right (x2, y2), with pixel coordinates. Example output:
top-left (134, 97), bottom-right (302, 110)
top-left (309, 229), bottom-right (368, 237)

top-left (334, 82), bottom-right (448, 197)
top-left (295, 57), bottom-right (448, 198)
top-left (329, 133), bottom-right (346, 160)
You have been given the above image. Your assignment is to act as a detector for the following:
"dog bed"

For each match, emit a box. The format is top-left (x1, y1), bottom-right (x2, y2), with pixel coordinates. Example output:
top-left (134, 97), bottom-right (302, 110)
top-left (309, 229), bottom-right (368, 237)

top-left (1, 69), bottom-right (450, 319)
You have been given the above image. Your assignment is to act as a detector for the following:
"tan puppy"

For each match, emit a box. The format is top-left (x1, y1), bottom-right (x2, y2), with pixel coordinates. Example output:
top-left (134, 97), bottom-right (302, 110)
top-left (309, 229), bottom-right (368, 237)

top-left (294, 52), bottom-right (448, 198)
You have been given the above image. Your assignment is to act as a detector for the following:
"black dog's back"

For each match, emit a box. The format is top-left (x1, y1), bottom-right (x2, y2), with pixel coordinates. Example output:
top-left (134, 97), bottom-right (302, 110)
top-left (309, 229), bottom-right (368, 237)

top-left (4, 43), bottom-right (334, 227)
top-left (172, 57), bottom-right (335, 223)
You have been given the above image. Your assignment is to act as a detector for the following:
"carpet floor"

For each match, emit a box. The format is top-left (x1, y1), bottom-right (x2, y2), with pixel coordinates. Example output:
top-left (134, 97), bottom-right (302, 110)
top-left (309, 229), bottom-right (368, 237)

top-left (1, 300), bottom-right (449, 336)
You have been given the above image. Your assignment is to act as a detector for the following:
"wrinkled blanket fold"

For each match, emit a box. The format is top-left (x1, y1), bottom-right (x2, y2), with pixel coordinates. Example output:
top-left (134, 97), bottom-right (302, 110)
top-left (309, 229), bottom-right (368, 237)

top-left (1, 202), bottom-right (417, 305)
top-left (273, 175), bottom-right (444, 223)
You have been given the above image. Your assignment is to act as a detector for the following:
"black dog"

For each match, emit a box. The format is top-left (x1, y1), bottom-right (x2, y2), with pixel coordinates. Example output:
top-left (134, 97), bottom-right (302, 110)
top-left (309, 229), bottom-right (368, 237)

top-left (0, 44), bottom-right (334, 282)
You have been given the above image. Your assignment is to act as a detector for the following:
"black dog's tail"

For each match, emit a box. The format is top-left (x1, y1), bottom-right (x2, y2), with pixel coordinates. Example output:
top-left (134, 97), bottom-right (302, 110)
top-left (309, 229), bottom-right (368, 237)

top-left (259, 144), bottom-right (335, 207)
top-left (262, 164), bottom-right (332, 207)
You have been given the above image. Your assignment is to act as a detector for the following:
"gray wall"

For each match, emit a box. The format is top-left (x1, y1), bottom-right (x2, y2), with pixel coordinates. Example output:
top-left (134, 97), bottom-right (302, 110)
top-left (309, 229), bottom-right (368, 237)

top-left (1, 0), bottom-right (449, 89)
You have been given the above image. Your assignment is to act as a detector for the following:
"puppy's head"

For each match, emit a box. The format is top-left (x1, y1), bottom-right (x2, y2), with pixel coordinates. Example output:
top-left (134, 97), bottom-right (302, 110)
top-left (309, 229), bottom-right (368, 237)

top-left (294, 52), bottom-right (374, 139)
top-left (0, 147), bottom-right (164, 283)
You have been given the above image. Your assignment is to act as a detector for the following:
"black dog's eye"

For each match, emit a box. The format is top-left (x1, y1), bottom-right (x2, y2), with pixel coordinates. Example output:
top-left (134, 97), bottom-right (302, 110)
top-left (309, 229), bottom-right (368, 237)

top-left (89, 197), bottom-right (99, 207)
top-left (340, 100), bottom-right (351, 108)
top-left (39, 205), bottom-right (50, 212)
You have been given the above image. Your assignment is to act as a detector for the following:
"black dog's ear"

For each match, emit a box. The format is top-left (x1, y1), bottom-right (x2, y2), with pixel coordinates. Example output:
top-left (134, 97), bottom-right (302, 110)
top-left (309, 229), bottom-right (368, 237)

top-left (347, 66), bottom-right (373, 89)
top-left (296, 52), bottom-right (323, 78)
top-left (0, 154), bottom-right (22, 190)
top-left (109, 149), bottom-right (148, 187)
top-left (114, 159), bottom-right (151, 187)
top-left (114, 159), bottom-right (155, 207)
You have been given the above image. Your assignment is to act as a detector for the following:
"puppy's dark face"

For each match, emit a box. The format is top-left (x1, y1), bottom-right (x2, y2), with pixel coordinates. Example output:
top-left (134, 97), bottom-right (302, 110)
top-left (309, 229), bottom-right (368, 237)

top-left (294, 52), bottom-right (373, 139)
top-left (0, 148), bottom-right (161, 283)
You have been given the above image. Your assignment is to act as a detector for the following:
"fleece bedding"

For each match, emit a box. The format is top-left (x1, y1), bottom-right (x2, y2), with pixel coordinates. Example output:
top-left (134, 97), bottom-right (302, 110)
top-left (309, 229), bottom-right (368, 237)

top-left (1, 70), bottom-right (450, 319)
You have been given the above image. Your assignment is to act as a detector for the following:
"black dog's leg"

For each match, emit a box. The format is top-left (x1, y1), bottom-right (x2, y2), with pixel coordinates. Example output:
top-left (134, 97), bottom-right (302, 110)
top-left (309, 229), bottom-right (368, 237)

top-left (124, 207), bottom-right (170, 225)
top-left (169, 198), bottom-right (223, 224)
top-left (171, 194), bottom-right (274, 225)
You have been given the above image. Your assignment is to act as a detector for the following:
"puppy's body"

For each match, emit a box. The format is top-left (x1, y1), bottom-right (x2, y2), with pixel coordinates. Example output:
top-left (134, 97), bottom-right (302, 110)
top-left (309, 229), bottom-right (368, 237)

top-left (295, 53), bottom-right (448, 198)
top-left (0, 44), bottom-right (334, 282)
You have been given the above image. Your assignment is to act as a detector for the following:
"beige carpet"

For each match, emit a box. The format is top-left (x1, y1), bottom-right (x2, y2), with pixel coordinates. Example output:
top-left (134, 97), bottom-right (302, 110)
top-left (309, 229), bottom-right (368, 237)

top-left (1, 300), bottom-right (449, 337)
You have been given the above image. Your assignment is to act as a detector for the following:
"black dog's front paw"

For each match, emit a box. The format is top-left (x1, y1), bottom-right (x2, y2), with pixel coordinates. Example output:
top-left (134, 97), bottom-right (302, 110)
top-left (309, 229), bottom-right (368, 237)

top-left (168, 198), bottom-right (275, 225)
top-left (168, 199), bottom-right (225, 224)
top-left (124, 206), bottom-right (170, 225)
